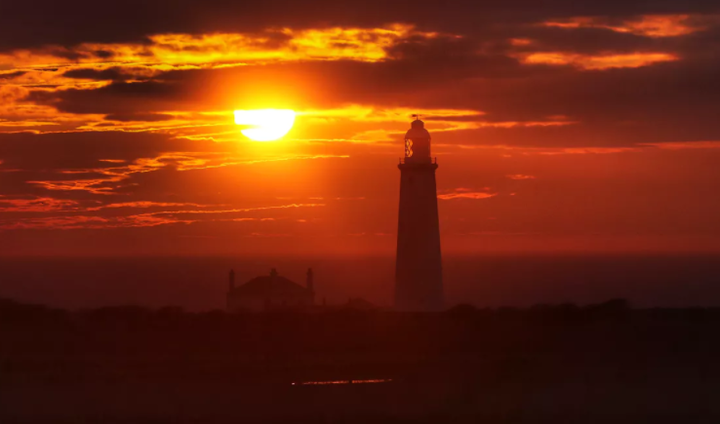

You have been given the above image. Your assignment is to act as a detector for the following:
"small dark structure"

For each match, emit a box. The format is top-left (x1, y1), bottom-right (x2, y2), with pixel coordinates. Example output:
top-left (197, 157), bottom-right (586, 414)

top-left (227, 268), bottom-right (315, 312)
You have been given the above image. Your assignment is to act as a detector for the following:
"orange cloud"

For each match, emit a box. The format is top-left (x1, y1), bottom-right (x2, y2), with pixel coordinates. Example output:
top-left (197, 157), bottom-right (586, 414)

top-left (642, 141), bottom-right (720, 150)
top-left (532, 147), bottom-right (643, 155)
top-left (0, 214), bottom-right (194, 230)
top-left (470, 121), bottom-right (576, 128)
top-left (0, 101), bottom-right (500, 147)
top-left (510, 38), bottom-right (532, 46)
top-left (0, 197), bottom-right (81, 212)
top-left (0, 25), bottom-right (450, 137)
top-left (87, 201), bottom-right (210, 211)
top-left (27, 178), bottom-right (120, 195)
top-left (300, 106), bottom-right (484, 122)
top-left (521, 52), bottom-right (678, 70)
top-left (438, 189), bottom-right (498, 200)
top-left (506, 174), bottom-right (536, 180)
top-left (28, 156), bottom-right (166, 194)
top-left (26, 153), bottom-right (349, 195)
top-left (0, 202), bottom-right (325, 230)
top-left (451, 144), bottom-right (642, 155)
top-left (300, 106), bottom-right (573, 143)
top-left (147, 203), bottom-right (325, 216)
top-left (543, 14), bottom-right (706, 37)
top-left (1, 24), bottom-right (439, 71)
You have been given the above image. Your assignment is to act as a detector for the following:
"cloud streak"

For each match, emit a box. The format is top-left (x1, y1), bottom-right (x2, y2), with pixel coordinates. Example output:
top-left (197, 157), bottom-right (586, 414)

top-left (0, 202), bottom-right (326, 230)
top-left (438, 188), bottom-right (498, 200)
top-left (520, 52), bottom-right (678, 70)
top-left (542, 14), bottom-right (709, 38)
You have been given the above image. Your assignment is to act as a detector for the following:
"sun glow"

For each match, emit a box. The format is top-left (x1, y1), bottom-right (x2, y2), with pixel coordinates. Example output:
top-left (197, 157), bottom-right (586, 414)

top-left (234, 109), bottom-right (296, 141)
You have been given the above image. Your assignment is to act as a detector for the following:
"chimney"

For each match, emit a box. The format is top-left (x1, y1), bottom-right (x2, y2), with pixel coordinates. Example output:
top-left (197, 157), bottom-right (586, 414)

top-left (270, 268), bottom-right (278, 293)
top-left (228, 269), bottom-right (235, 291)
top-left (306, 268), bottom-right (314, 292)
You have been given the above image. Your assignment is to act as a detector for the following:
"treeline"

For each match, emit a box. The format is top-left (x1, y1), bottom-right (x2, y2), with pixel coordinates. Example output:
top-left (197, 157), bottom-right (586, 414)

top-left (4, 296), bottom-right (720, 325)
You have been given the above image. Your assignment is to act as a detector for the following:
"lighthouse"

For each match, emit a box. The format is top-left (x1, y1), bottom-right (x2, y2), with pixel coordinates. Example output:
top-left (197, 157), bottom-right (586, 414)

top-left (394, 117), bottom-right (444, 311)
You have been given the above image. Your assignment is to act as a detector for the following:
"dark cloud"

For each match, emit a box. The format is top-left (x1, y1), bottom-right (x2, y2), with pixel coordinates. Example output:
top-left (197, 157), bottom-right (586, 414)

top-left (63, 67), bottom-right (134, 81)
top-left (31, 49), bottom-right (720, 150)
top-left (32, 37), bottom-right (554, 116)
top-left (512, 26), bottom-right (675, 54)
top-left (93, 49), bottom-right (114, 59)
top-left (22, 29), bottom-right (720, 149)
top-left (104, 113), bottom-right (175, 122)
top-left (28, 80), bottom-right (186, 114)
top-left (0, 132), bottom-right (200, 172)
top-left (1, 0), bottom-right (719, 51)
top-left (46, 47), bottom-right (91, 61)
top-left (0, 71), bottom-right (26, 79)
top-left (0, 131), bottom-right (244, 203)
top-left (384, 34), bottom-right (534, 79)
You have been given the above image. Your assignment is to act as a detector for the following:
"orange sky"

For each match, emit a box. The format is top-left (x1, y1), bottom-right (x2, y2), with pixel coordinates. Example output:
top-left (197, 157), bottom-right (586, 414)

top-left (2, 4), bottom-right (720, 256)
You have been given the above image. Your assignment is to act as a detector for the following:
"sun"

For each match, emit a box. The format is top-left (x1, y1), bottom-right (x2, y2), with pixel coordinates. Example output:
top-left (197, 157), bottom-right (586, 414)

top-left (234, 109), bottom-right (296, 141)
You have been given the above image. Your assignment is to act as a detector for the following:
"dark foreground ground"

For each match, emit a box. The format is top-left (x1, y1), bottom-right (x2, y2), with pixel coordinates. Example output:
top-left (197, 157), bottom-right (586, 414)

top-left (1, 298), bottom-right (720, 423)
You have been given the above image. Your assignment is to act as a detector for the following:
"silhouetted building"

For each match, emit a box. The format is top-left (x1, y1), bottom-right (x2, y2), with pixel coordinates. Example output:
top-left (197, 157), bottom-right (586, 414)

top-left (227, 268), bottom-right (315, 312)
top-left (394, 117), bottom-right (444, 311)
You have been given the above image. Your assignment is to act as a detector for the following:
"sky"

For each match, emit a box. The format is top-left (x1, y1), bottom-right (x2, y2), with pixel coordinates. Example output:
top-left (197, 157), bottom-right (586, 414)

top-left (2, 1), bottom-right (720, 256)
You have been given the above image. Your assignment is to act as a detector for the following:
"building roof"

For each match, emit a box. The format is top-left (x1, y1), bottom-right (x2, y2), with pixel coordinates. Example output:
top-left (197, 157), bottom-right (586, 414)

top-left (230, 274), bottom-right (311, 297)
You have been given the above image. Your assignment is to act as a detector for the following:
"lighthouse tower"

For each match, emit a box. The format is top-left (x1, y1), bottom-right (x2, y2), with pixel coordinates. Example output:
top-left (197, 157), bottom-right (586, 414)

top-left (394, 117), bottom-right (443, 311)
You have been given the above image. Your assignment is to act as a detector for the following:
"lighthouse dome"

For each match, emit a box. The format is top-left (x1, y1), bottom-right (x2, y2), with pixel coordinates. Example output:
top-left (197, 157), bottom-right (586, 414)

top-left (405, 119), bottom-right (430, 140)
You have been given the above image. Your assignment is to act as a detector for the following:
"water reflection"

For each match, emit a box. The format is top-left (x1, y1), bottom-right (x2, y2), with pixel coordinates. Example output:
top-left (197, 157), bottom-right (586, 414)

top-left (291, 378), bottom-right (392, 386)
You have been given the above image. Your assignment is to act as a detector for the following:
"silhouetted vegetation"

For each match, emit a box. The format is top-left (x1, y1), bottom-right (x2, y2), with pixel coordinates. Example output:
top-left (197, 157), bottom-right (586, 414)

top-left (2, 298), bottom-right (720, 423)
